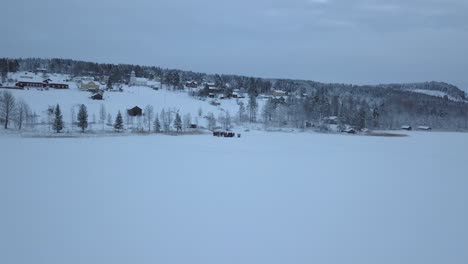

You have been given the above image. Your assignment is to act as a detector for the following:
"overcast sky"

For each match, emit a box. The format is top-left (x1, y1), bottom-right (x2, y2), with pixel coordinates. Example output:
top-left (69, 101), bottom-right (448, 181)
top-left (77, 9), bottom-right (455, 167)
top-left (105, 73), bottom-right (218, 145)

top-left (1, 0), bottom-right (467, 89)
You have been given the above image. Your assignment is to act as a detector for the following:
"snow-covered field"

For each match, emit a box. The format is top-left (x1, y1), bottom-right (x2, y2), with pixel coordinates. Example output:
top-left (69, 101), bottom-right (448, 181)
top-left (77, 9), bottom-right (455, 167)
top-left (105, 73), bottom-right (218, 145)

top-left (1, 131), bottom-right (468, 264)
top-left (5, 86), bottom-right (244, 124)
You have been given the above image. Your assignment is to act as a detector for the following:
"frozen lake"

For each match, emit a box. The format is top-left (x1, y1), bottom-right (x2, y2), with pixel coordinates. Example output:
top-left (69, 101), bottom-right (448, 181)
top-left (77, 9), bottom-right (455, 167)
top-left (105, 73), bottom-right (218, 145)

top-left (1, 131), bottom-right (468, 264)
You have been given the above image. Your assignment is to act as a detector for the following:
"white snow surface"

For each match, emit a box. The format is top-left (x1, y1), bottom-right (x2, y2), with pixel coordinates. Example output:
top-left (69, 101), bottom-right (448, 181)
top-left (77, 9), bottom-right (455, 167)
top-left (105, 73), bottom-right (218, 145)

top-left (410, 89), bottom-right (461, 101)
top-left (3, 85), bottom-right (246, 125)
top-left (1, 131), bottom-right (468, 264)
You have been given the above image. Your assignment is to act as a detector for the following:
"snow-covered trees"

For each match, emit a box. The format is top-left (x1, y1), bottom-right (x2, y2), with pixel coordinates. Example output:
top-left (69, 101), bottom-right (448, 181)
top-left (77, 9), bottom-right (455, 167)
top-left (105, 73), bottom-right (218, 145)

top-left (174, 113), bottom-right (182, 133)
top-left (218, 111), bottom-right (232, 130)
top-left (153, 116), bottom-right (161, 133)
top-left (237, 101), bottom-right (247, 122)
top-left (99, 104), bottom-right (106, 130)
top-left (52, 104), bottom-right (64, 133)
top-left (77, 104), bottom-right (88, 132)
top-left (205, 112), bottom-right (216, 131)
top-left (114, 111), bottom-right (124, 132)
top-left (107, 113), bottom-right (112, 126)
top-left (144, 105), bottom-right (154, 132)
top-left (198, 107), bottom-right (203, 118)
top-left (247, 95), bottom-right (258, 122)
top-left (70, 107), bottom-right (76, 130)
top-left (164, 70), bottom-right (181, 89)
top-left (0, 91), bottom-right (16, 129)
top-left (15, 99), bottom-right (30, 130)
top-left (183, 113), bottom-right (192, 130)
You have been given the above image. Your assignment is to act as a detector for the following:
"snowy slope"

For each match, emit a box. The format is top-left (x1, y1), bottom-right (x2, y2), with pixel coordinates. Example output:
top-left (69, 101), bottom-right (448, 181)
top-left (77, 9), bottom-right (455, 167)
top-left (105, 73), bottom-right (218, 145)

top-left (4, 71), bottom-right (255, 126)
top-left (4, 84), bottom-right (252, 128)
top-left (410, 89), bottom-right (462, 101)
top-left (1, 131), bottom-right (467, 264)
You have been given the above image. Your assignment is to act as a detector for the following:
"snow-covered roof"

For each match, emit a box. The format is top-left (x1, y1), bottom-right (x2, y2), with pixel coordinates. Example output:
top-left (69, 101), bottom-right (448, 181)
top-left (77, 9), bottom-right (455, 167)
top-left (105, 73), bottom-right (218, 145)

top-left (135, 78), bottom-right (147, 82)
top-left (324, 116), bottom-right (338, 121)
top-left (16, 72), bottom-right (65, 84)
top-left (147, 81), bottom-right (161, 86)
top-left (418, 126), bottom-right (431, 130)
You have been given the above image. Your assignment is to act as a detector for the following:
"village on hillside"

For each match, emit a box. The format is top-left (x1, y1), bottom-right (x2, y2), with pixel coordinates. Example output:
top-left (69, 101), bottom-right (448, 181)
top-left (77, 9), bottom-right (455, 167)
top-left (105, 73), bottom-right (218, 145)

top-left (1, 59), bottom-right (466, 137)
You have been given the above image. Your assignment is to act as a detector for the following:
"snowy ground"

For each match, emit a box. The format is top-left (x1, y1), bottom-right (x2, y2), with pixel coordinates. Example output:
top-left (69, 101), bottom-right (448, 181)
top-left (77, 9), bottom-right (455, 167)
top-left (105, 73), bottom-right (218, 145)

top-left (1, 131), bottom-right (468, 264)
top-left (4, 86), bottom-right (246, 124)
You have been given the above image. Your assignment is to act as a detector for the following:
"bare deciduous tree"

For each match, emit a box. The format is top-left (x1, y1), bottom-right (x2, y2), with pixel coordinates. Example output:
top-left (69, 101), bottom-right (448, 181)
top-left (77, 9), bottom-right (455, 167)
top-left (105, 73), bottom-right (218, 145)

top-left (99, 104), bottom-right (106, 130)
top-left (15, 99), bottom-right (30, 130)
top-left (144, 105), bottom-right (154, 132)
top-left (0, 91), bottom-right (16, 129)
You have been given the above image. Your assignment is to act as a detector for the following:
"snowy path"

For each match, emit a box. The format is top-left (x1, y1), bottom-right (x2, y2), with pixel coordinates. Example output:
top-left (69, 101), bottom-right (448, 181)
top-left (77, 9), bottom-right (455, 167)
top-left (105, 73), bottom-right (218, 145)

top-left (1, 132), bottom-right (468, 264)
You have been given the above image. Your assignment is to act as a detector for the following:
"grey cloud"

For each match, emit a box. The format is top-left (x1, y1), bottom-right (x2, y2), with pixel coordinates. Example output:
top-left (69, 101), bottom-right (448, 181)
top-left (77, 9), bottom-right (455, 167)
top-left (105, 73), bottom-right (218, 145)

top-left (0, 0), bottom-right (467, 89)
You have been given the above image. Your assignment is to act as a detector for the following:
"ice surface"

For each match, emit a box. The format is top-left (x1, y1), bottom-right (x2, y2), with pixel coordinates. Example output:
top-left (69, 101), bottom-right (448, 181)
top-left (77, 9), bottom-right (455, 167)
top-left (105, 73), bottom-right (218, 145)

top-left (1, 131), bottom-right (468, 264)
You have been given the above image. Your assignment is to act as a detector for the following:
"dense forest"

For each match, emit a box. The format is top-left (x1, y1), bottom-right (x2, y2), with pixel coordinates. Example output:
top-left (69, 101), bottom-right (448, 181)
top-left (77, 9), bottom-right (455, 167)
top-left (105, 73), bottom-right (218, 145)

top-left (1, 58), bottom-right (468, 131)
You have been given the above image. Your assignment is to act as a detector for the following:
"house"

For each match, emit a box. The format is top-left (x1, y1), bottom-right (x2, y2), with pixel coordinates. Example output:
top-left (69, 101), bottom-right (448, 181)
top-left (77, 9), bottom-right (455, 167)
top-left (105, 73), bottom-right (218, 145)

top-left (323, 116), bottom-right (338, 125)
top-left (129, 71), bottom-right (147, 86)
top-left (417, 126), bottom-right (432, 131)
top-left (342, 128), bottom-right (356, 134)
top-left (47, 82), bottom-right (69, 89)
top-left (401, 125), bottom-right (412, 131)
top-left (208, 93), bottom-right (216, 98)
top-left (90, 93), bottom-right (103, 100)
top-left (80, 81), bottom-right (100, 92)
top-left (185, 81), bottom-right (198, 88)
top-left (127, 106), bottom-right (143, 117)
top-left (16, 81), bottom-right (46, 88)
top-left (272, 90), bottom-right (287, 97)
top-left (202, 82), bottom-right (216, 88)
top-left (16, 78), bottom-right (69, 89)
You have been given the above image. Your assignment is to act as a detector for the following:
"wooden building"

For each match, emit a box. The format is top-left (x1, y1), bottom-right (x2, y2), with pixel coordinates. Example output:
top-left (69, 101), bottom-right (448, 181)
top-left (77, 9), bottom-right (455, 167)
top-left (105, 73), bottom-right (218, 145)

top-left (15, 80), bottom-right (68, 89)
top-left (127, 106), bottom-right (143, 117)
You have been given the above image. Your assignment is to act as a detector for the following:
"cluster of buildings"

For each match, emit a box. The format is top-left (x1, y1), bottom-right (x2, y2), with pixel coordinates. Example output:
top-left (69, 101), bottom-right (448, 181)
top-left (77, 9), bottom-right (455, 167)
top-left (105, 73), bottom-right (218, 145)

top-left (15, 72), bottom-right (69, 89)
top-left (129, 71), bottom-right (161, 89)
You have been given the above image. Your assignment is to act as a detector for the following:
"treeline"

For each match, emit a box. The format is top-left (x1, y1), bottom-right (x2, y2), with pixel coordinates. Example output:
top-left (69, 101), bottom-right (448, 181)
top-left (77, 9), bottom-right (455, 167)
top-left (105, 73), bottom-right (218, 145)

top-left (0, 90), bottom-right (234, 134)
top-left (255, 88), bottom-right (468, 130)
top-left (0, 91), bottom-right (34, 130)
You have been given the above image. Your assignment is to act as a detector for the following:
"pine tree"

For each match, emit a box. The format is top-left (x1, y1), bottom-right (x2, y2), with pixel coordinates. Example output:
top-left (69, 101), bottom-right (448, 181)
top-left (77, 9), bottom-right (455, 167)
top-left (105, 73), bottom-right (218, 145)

top-left (174, 113), bottom-right (182, 133)
top-left (77, 104), bottom-right (88, 132)
top-left (153, 116), bottom-right (161, 133)
top-left (52, 104), bottom-right (64, 133)
top-left (114, 111), bottom-right (124, 132)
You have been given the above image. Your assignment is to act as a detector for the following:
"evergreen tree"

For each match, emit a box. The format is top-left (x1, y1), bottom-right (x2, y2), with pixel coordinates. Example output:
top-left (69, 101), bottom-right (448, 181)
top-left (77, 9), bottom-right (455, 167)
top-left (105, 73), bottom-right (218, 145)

top-left (52, 104), bottom-right (64, 133)
top-left (153, 116), bottom-right (161, 133)
top-left (114, 111), bottom-right (124, 132)
top-left (77, 104), bottom-right (88, 132)
top-left (174, 113), bottom-right (182, 132)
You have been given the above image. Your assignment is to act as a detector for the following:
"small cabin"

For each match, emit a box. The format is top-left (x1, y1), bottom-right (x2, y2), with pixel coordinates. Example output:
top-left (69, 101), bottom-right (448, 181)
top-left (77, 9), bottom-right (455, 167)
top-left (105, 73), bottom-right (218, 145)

top-left (185, 81), bottom-right (198, 88)
top-left (90, 93), bottom-right (103, 100)
top-left (127, 106), bottom-right (143, 117)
